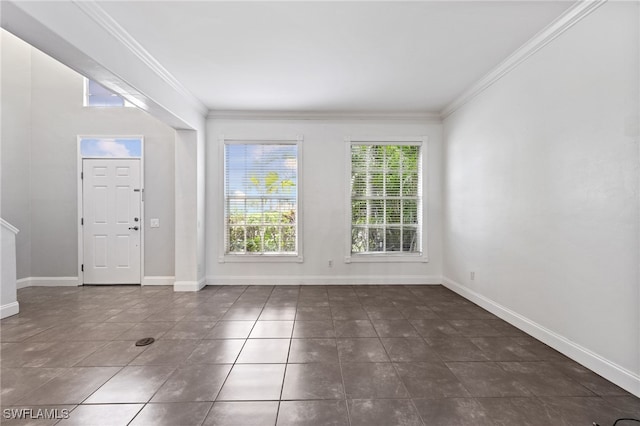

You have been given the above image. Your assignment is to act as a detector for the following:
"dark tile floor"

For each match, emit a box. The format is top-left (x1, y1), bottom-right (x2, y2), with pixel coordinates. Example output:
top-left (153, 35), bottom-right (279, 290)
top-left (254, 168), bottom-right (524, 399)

top-left (1, 285), bottom-right (638, 425)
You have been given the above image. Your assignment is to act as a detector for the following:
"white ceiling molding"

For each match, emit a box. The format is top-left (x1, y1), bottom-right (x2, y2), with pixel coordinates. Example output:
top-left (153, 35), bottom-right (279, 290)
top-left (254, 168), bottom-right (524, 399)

top-left (441, 0), bottom-right (608, 119)
top-left (72, 0), bottom-right (207, 116)
top-left (207, 110), bottom-right (442, 122)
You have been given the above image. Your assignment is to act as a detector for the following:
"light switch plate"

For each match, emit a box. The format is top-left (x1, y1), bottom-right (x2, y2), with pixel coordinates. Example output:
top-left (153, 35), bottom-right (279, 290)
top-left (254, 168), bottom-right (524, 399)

top-left (150, 218), bottom-right (160, 228)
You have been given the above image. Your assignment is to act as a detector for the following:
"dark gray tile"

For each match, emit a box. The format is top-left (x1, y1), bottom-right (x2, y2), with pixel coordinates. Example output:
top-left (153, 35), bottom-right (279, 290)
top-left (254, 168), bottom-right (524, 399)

top-left (58, 404), bottom-right (143, 425)
top-left (342, 363), bottom-right (409, 399)
top-left (551, 361), bottom-right (632, 396)
top-left (0, 323), bottom-right (55, 342)
top-left (259, 308), bottom-right (297, 321)
top-left (337, 338), bottom-right (390, 362)
top-left (511, 337), bottom-right (568, 361)
top-left (484, 319), bottom-right (528, 337)
top-left (372, 320), bottom-right (420, 338)
top-left (206, 321), bottom-right (255, 339)
top-left (222, 307), bottom-right (262, 321)
top-left (249, 321), bottom-right (294, 339)
top-left (602, 396), bottom-right (640, 418)
top-left (476, 397), bottom-right (552, 426)
top-left (469, 337), bottom-right (538, 361)
top-left (426, 337), bottom-right (490, 362)
top-left (204, 401), bottom-right (279, 425)
top-left (413, 398), bottom-right (491, 426)
top-left (84, 365), bottom-right (176, 403)
top-left (295, 307), bottom-right (332, 320)
top-left (288, 339), bottom-right (338, 363)
top-left (277, 400), bottom-right (348, 426)
top-left (331, 306), bottom-right (369, 320)
top-left (129, 340), bottom-right (197, 366)
top-left (499, 362), bottom-right (594, 396)
top-left (381, 338), bottom-right (441, 362)
top-left (334, 320), bottom-right (377, 337)
top-left (448, 320), bottom-right (503, 337)
top-left (297, 297), bottom-right (329, 307)
top-left (364, 306), bottom-right (405, 320)
top-left (162, 321), bottom-right (216, 340)
top-left (537, 396), bottom-right (629, 426)
top-left (75, 341), bottom-right (148, 366)
top-left (186, 339), bottom-right (245, 364)
top-left (292, 321), bottom-right (335, 338)
top-left (399, 306), bottom-right (440, 320)
top-left (115, 322), bottom-right (175, 341)
top-left (217, 364), bottom-right (285, 401)
top-left (237, 339), bottom-right (290, 363)
top-left (409, 319), bottom-right (460, 338)
top-left (151, 364), bottom-right (231, 402)
top-left (348, 399), bottom-right (422, 426)
top-left (21, 341), bottom-right (106, 368)
top-left (446, 362), bottom-right (532, 397)
top-left (282, 363), bottom-right (344, 399)
top-left (0, 367), bottom-right (67, 405)
top-left (16, 367), bottom-right (119, 405)
top-left (395, 362), bottom-right (470, 398)
top-left (129, 402), bottom-right (212, 426)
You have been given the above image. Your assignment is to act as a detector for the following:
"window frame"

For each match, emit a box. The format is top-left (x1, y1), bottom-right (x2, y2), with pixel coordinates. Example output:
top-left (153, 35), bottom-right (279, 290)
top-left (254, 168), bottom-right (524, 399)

top-left (219, 136), bottom-right (304, 263)
top-left (344, 136), bottom-right (428, 264)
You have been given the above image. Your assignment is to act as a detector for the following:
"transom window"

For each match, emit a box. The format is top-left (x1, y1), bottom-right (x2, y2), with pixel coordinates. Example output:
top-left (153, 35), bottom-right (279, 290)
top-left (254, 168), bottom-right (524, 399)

top-left (84, 78), bottom-right (133, 107)
top-left (224, 141), bottom-right (299, 256)
top-left (349, 140), bottom-right (423, 256)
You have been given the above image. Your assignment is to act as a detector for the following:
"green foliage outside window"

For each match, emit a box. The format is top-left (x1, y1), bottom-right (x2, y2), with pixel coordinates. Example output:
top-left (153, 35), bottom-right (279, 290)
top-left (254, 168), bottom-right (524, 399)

top-left (225, 143), bottom-right (297, 255)
top-left (351, 144), bottom-right (421, 254)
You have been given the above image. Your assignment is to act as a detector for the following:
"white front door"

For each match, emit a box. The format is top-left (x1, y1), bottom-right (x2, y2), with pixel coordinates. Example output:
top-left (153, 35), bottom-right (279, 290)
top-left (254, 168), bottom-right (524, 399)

top-left (82, 159), bottom-right (141, 284)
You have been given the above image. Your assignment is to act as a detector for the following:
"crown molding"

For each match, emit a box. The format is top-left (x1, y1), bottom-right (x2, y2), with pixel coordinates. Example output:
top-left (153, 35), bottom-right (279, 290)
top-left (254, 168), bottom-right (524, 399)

top-left (72, 0), bottom-right (208, 116)
top-left (207, 110), bottom-right (442, 122)
top-left (441, 0), bottom-right (608, 119)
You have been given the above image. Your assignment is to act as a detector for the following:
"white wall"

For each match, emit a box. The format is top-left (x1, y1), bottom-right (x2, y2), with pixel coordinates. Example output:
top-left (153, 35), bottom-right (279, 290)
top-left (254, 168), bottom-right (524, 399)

top-left (1, 31), bottom-right (177, 280)
top-left (443, 2), bottom-right (639, 394)
top-left (1, 30), bottom-right (32, 279)
top-left (206, 118), bottom-right (443, 284)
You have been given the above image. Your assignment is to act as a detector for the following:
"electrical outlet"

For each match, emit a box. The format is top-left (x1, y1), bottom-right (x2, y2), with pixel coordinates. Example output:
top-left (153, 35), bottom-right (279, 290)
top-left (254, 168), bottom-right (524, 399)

top-left (470, 271), bottom-right (475, 280)
top-left (150, 218), bottom-right (160, 228)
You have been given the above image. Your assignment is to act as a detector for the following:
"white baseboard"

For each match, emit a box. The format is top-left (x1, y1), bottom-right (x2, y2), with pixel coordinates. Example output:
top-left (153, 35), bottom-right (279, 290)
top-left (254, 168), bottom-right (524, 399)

top-left (143, 276), bottom-right (175, 286)
top-left (16, 277), bottom-right (80, 288)
top-left (16, 277), bottom-right (31, 289)
top-left (442, 276), bottom-right (640, 398)
top-left (0, 301), bottom-right (20, 319)
top-left (174, 278), bottom-right (206, 292)
top-left (205, 275), bottom-right (443, 286)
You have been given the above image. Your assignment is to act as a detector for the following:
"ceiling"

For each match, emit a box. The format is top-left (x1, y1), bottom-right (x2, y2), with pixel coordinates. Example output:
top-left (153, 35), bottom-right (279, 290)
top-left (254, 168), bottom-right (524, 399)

top-left (97, 1), bottom-right (574, 114)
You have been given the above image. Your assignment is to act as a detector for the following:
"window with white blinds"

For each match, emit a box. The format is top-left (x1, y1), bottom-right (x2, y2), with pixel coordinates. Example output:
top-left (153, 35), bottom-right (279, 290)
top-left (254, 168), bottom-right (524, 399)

top-left (350, 141), bottom-right (423, 255)
top-left (224, 142), bottom-right (299, 255)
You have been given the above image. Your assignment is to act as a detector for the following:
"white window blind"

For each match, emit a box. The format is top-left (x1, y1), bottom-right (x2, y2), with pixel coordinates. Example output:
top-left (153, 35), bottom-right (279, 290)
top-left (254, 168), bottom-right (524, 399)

top-left (350, 143), bottom-right (422, 254)
top-left (224, 142), bottom-right (298, 255)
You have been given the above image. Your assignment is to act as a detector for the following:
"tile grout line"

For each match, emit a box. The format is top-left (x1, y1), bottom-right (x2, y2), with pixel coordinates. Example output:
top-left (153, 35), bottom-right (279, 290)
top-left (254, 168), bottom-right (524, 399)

top-left (274, 285), bottom-right (301, 426)
top-left (199, 284), bottom-right (262, 425)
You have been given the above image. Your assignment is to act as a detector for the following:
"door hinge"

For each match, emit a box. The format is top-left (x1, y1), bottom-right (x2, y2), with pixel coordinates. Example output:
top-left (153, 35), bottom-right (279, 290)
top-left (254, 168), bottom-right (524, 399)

top-left (81, 218), bottom-right (84, 226)
top-left (81, 264), bottom-right (84, 272)
top-left (81, 172), bottom-right (83, 179)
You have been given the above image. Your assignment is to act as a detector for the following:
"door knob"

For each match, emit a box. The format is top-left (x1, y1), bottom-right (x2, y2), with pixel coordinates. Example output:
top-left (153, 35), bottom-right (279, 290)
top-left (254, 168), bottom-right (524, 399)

top-left (129, 226), bottom-right (139, 231)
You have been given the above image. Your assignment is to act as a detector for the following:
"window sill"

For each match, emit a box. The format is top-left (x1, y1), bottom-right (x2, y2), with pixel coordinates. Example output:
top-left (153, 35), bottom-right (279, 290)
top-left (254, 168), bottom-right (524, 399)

top-left (344, 254), bottom-right (428, 264)
top-left (219, 255), bottom-right (303, 264)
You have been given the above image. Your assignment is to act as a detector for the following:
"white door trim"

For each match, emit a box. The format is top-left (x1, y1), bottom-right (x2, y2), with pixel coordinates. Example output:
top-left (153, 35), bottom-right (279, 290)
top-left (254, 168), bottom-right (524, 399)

top-left (77, 135), bottom-right (145, 285)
